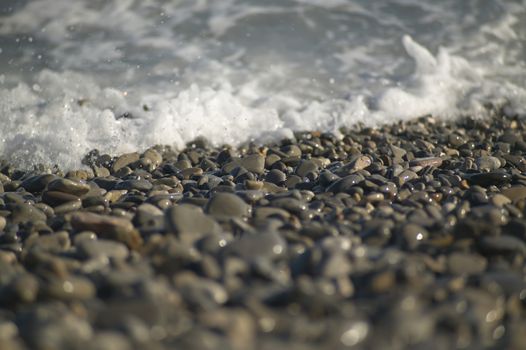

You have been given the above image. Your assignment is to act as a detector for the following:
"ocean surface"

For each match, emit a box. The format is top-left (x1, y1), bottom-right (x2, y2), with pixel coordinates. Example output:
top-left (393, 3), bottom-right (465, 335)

top-left (0, 0), bottom-right (525, 169)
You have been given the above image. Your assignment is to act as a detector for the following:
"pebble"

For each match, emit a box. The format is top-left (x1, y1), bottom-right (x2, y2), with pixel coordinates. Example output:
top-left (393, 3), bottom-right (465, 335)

top-left (112, 152), bottom-right (140, 172)
top-left (206, 193), bottom-right (251, 219)
top-left (0, 111), bottom-right (526, 349)
top-left (409, 157), bottom-right (443, 168)
top-left (476, 156), bottom-right (501, 171)
top-left (47, 178), bottom-right (90, 196)
top-left (165, 204), bottom-right (220, 238)
top-left (501, 186), bottom-right (526, 203)
top-left (71, 212), bottom-right (143, 249)
top-left (467, 172), bottom-right (512, 187)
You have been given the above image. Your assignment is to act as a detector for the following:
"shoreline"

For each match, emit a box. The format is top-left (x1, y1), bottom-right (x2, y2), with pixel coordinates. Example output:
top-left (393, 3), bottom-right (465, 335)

top-left (0, 109), bottom-right (526, 349)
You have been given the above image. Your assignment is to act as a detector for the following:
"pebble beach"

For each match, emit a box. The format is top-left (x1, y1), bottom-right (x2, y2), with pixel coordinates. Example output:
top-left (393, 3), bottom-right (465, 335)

top-left (0, 106), bottom-right (525, 349)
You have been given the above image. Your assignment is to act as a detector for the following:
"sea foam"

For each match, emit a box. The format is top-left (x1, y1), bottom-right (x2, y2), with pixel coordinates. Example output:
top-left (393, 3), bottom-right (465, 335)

top-left (0, 0), bottom-right (525, 169)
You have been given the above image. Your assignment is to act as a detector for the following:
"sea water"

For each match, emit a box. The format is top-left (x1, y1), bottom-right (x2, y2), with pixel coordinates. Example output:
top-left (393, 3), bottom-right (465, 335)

top-left (0, 0), bottom-right (525, 169)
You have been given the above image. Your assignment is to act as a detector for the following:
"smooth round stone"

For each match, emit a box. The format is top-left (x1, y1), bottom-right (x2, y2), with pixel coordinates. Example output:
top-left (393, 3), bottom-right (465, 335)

top-left (43, 276), bottom-right (96, 301)
top-left (165, 204), bottom-right (220, 237)
top-left (82, 195), bottom-right (109, 208)
top-left (467, 172), bottom-right (512, 187)
top-left (47, 178), bottom-right (90, 196)
top-left (93, 166), bottom-right (111, 177)
top-left (0, 216), bottom-right (5, 231)
top-left (112, 152), bottom-right (140, 172)
top-left (239, 154), bottom-right (265, 174)
top-left (447, 252), bottom-right (487, 275)
top-left (76, 239), bottom-right (129, 260)
top-left (20, 174), bottom-right (58, 193)
top-left (266, 169), bottom-right (287, 184)
top-left (71, 212), bottom-right (143, 250)
top-left (253, 207), bottom-right (290, 221)
top-left (114, 179), bottom-right (153, 192)
top-left (490, 194), bottom-right (511, 207)
top-left (54, 200), bottom-right (83, 215)
top-left (326, 174), bottom-right (364, 193)
top-left (501, 186), bottom-right (526, 203)
top-left (396, 170), bottom-right (418, 185)
top-left (476, 156), bottom-right (501, 171)
top-left (243, 180), bottom-right (263, 191)
top-left (9, 203), bottom-right (47, 224)
top-left (269, 197), bottom-right (306, 214)
top-left (401, 224), bottom-right (428, 249)
top-left (142, 148), bottom-right (162, 168)
top-left (281, 144), bottom-right (302, 157)
top-left (42, 191), bottom-right (80, 207)
top-left (206, 193), bottom-right (251, 219)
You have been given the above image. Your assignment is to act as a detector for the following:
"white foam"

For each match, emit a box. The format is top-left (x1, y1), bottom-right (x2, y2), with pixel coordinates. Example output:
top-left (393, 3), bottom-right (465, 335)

top-left (0, 0), bottom-right (525, 169)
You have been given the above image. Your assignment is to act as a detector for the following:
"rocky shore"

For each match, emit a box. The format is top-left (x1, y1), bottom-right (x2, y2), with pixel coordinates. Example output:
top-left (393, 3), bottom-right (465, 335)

top-left (0, 108), bottom-right (526, 349)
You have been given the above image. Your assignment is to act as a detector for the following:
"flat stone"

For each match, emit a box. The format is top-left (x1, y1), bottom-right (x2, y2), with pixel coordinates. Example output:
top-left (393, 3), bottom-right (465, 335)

top-left (409, 157), bottom-right (443, 168)
top-left (71, 212), bottom-right (143, 249)
top-left (206, 193), bottom-right (251, 219)
top-left (165, 204), bottom-right (220, 237)
top-left (42, 191), bottom-right (81, 207)
top-left (47, 178), bottom-right (90, 196)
